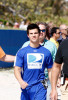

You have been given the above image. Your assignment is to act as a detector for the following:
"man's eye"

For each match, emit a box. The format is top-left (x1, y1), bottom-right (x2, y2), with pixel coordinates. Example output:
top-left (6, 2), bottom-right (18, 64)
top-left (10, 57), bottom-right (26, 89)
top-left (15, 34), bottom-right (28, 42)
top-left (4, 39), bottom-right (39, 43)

top-left (35, 32), bottom-right (38, 34)
top-left (30, 33), bottom-right (33, 34)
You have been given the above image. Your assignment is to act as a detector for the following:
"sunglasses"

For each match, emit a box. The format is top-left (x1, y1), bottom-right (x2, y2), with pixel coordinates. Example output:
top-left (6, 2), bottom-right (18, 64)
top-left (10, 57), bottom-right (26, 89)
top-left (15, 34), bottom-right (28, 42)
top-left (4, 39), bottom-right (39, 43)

top-left (40, 29), bottom-right (46, 32)
top-left (57, 32), bottom-right (61, 34)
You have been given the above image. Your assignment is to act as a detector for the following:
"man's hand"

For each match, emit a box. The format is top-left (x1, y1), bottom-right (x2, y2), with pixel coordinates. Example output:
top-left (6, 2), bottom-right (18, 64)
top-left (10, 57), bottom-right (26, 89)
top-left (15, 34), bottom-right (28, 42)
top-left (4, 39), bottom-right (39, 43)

top-left (14, 66), bottom-right (29, 89)
top-left (50, 90), bottom-right (58, 100)
top-left (20, 81), bottom-right (28, 89)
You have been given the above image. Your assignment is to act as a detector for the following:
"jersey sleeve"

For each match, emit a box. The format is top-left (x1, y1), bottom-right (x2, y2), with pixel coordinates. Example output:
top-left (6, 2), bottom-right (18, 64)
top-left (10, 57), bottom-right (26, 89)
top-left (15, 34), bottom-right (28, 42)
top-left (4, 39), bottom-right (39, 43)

top-left (46, 52), bottom-right (53, 69)
top-left (55, 44), bottom-right (63, 64)
top-left (14, 50), bottom-right (24, 67)
top-left (0, 46), bottom-right (5, 59)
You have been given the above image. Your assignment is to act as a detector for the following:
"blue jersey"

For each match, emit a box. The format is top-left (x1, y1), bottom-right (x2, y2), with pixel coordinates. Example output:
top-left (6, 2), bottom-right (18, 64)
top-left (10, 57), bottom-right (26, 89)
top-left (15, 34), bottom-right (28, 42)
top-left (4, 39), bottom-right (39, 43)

top-left (22, 40), bottom-right (57, 79)
top-left (15, 45), bottom-right (53, 86)
top-left (22, 40), bottom-right (57, 62)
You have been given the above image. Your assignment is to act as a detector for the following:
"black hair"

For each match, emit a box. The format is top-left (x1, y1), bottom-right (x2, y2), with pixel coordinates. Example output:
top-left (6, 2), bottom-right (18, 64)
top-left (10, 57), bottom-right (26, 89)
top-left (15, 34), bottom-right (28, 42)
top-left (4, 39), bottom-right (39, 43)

top-left (51, 27), bottom-right (59, 36)
top-left (27, 23), bottom-right (40, 34)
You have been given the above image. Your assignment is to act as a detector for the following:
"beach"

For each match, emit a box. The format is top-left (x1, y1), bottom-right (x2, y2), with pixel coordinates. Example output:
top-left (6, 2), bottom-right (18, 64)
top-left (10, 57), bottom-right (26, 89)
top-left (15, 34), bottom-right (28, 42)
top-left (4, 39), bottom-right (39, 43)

top-left (0, 68), bottom-right (68, 100)
top-left (0, 68), bottom-right (21, 100)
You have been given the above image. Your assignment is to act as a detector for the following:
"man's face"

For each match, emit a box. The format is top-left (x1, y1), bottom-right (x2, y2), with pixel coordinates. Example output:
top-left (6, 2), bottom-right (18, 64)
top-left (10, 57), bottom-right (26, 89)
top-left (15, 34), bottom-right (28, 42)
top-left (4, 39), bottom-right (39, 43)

top-left (55, 29), bottom-right (61, 39)
top-left (60, 25), bottom-right (67, 35)
top-left (38, 24), bottom-right (46, 41)
top-left (28, 29), bottom-right (39, 43)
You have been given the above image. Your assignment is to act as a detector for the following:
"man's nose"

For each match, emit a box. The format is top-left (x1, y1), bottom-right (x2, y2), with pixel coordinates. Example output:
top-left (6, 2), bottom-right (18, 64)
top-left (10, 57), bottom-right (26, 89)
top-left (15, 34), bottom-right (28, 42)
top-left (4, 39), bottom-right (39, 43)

top-left (33, 33), bottom-right (35, 36)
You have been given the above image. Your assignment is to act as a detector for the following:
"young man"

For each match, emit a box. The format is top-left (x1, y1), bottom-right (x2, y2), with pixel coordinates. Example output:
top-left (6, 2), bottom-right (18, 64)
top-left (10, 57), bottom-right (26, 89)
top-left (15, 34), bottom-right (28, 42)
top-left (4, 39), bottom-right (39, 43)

top-left (14, 24), bottom-right (53, 100)
top-left (0, 46), bottom-right (15, 62)
top-left (22, 22), bottom-right (57, 100)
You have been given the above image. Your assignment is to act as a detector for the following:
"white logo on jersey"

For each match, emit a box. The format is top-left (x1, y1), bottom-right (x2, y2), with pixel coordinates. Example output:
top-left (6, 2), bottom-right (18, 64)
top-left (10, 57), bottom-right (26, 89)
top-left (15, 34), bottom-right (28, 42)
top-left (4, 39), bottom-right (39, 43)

top-left (27, 53), bottom-right (44, 69)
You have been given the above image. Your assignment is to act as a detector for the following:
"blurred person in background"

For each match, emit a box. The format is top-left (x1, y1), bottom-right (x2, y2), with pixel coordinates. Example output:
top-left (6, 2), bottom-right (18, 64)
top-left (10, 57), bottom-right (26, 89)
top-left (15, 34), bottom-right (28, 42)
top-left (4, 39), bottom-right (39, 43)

top-left (46, 25), bottom-right (51, 40)
top-left (67, 26), bottom-right (68, 36)
top-left (45, 22), bottom-right (56, 40)
top-left (50, 27), bottom-right (61, 49)
top-left (46, 21), bottom-right (54, 39)
top-left (0, 21), bottom-right (4, 28)
top-left (19, 20), bottom-right (30, 30)
top-left (58, 24), bottom-right (68, 44)
top-left (5, 22), bottom-right (10, 28)
top-left (19, 21), bottom-right (25, 29)
top-left (13, 22), bottom-right (19, 29)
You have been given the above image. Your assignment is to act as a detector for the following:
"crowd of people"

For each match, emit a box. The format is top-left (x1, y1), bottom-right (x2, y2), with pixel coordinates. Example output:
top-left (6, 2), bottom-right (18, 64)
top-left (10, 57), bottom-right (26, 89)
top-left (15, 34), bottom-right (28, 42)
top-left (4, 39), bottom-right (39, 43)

top-left (0, 20), bottom-right (30, 30)
top-left (0, 21), bottom-right (68, 100)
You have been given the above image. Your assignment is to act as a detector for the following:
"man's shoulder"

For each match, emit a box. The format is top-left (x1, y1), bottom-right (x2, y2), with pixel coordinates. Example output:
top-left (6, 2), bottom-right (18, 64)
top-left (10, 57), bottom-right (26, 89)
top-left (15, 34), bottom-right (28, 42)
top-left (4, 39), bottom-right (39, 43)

top-left (62, 39), bottom-right (68, 43)
top-left (47, 40), bottom-right (55, 45)
top-left (17, 46), bottom-right (29, 55)
top-left (41, 45), bottom-right (51, 54)
top-left (44, 39), bottom-right (57, 48)
top-left (22, 41), bottom-right (30, 48)
top-left (60, 39), bottom-right (68, 47)
top-left (40, 45), bottom-right (48, 50)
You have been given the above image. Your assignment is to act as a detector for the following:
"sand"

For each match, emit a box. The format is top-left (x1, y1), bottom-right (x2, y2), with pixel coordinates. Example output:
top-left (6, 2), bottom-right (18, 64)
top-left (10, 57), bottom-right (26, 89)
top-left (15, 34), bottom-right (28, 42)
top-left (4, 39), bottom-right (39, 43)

top-left (0, 68), bottom-right (21, 100)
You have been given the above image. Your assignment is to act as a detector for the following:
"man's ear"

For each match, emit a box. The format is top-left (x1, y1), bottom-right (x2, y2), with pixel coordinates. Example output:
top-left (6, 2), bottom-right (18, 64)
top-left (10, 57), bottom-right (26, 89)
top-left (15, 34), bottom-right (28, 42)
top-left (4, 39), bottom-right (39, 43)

top-left (54, 33), bottom-right (56, 36)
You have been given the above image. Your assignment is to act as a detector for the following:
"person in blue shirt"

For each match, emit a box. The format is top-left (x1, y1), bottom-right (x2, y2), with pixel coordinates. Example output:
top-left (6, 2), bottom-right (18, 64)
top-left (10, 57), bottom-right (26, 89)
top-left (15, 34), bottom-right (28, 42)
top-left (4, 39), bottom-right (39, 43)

top-left (14, 23), bottom-right (53, 100)
top-left (22, 22), bottom-right (57, 100)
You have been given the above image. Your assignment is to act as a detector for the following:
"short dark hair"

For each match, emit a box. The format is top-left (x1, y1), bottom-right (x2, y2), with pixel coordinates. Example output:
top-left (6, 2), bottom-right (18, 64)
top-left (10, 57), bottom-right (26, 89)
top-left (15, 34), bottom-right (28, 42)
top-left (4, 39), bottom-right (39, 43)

top-left (51, 27), bottom-right (59, 36)
top-left (27, 23), bottom-right (40, 34)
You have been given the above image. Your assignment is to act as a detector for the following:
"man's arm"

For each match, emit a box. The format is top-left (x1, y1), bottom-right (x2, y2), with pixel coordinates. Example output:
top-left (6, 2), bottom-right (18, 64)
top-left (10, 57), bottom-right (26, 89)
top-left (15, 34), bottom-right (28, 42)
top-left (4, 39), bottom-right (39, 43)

top-left (14, 66), bottom-right (28, 89)
top-left (0, 46), bottom-right (15, 62)
top-left (50, 62), bottom-right (61, 100)
top-left (0, 55), bottom-right (15, 62)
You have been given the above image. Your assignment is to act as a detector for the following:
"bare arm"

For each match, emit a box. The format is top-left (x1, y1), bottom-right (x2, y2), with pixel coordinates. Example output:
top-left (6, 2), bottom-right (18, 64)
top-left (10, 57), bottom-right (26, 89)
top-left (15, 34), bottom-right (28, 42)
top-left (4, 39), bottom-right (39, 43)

top-left (50, 62), bottom-right (61, 100)
top-left (51, 62), bottom-right (61, 90)
top-left (0, 55), bottom-right (15, 62)
top-left (14, 66), bottom-right (28, 89)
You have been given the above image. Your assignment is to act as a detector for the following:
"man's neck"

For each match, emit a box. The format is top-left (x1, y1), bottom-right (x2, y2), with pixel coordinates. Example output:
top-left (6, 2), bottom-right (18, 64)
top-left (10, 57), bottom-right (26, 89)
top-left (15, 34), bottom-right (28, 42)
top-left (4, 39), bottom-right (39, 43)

top-left (51, 36), bottom-right (57, 41)
top-left (29, 42), bottom-right (40, 48)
